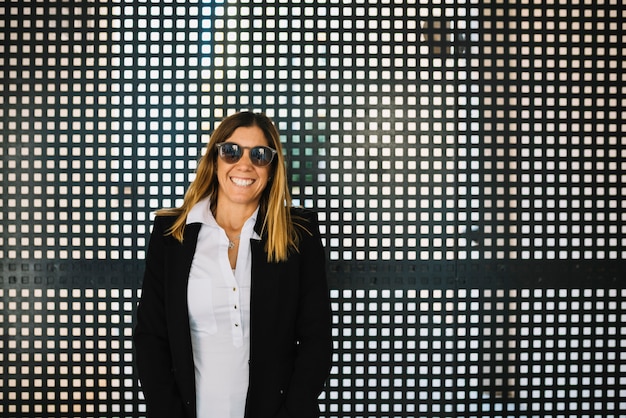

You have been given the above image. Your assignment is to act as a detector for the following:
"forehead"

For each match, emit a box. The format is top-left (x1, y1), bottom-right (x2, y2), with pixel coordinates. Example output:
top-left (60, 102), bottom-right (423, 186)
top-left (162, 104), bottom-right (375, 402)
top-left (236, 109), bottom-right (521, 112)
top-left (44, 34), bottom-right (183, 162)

top-left (225, 126), bottom-right (269, 146)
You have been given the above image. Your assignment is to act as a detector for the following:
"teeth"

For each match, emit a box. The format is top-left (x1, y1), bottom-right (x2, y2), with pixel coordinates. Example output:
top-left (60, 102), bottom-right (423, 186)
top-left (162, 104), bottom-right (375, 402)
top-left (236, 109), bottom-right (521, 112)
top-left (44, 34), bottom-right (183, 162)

top-left (231, 177), bottom-right (254, 186)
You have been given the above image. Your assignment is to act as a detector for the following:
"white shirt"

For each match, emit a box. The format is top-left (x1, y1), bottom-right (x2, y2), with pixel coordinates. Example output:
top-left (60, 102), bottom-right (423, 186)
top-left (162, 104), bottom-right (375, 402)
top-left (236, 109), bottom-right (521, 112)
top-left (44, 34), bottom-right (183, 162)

top-left (186, 197), bottom-right (260, 418)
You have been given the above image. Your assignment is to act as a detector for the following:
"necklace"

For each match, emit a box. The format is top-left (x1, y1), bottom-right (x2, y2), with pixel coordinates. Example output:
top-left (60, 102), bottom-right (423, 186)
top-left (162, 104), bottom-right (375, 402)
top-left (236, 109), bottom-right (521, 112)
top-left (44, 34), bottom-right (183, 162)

top-left (227, 234), bottom-right (241, 250)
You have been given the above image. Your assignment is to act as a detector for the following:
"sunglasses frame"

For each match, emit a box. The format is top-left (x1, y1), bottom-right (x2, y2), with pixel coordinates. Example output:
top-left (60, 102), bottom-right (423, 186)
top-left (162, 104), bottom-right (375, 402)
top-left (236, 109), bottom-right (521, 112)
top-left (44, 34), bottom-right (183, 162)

top-left (216, 142), bottom-right (277, 167)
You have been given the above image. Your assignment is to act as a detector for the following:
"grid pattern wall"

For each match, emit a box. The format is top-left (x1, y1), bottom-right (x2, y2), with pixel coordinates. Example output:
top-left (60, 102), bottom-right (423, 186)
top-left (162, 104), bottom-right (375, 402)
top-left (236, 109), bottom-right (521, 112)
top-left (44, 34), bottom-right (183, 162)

top-left (1, 261), bottom-right (623, 417)
top-left (1, 1), bottom-right (624, 418)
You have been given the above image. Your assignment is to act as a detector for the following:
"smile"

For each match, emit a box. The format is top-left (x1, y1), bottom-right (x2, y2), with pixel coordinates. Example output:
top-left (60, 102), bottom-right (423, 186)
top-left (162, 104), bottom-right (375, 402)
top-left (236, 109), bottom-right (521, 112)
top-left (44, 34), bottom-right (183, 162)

top-left (231, 177), bottom-right (255, 187)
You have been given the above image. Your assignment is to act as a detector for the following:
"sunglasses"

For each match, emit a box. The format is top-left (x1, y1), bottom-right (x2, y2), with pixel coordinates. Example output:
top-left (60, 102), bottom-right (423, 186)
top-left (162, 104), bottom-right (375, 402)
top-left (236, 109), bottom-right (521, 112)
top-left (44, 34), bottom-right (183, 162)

top-left (216, 142), bottom-right (277, 167)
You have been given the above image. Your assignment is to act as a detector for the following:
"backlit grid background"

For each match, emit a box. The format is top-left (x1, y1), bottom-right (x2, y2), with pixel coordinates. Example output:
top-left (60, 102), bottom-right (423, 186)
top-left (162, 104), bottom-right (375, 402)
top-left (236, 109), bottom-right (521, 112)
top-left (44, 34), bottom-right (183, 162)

top-left (1, 262), bottom-right (622, 417)
top-left (461, 3), bottom-right (624, 261)
top-left (329, 285), bottom-right (624, 417)
top-left (1, 1), bottom-right (624, 418)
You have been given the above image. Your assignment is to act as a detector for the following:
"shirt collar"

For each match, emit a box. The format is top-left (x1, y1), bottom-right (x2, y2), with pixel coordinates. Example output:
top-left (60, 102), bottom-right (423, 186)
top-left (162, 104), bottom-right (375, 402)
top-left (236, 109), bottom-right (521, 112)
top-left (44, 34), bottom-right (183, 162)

top-left (186, 197), bottom-right (215, 226)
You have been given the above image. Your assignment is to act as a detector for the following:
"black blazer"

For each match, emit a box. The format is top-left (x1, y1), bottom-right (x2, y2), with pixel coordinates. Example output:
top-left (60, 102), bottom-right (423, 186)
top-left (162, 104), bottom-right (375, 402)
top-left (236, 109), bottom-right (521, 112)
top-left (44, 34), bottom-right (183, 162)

top-left (133, 207), bottom-right (333, 418)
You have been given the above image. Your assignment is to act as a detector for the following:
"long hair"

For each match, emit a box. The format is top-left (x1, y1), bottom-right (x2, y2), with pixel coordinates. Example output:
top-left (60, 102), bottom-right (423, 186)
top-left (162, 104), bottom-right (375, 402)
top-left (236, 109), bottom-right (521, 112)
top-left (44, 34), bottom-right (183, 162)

top-left (156, 111), bottom-right (298, 262)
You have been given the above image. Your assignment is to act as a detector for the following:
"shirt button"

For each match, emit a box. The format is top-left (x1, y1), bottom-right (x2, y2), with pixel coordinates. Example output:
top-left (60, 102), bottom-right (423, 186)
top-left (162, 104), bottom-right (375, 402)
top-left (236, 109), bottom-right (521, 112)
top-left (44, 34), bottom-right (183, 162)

top-left (233, 287), bottom-right (237, 292)
top-left (235, 323), bottom-right (239, 327)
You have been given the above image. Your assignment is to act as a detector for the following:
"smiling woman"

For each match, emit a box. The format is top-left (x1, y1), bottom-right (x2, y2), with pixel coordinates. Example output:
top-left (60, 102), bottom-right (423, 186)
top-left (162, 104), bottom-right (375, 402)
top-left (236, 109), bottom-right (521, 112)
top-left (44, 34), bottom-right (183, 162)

top-left (133, 111), bottom-right (333, 418)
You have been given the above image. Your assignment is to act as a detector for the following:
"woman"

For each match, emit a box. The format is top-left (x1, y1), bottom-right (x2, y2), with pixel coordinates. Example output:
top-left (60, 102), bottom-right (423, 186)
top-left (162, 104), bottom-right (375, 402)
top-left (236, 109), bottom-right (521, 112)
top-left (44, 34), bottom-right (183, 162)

top-left (134, 111), bottom-right (333, 418)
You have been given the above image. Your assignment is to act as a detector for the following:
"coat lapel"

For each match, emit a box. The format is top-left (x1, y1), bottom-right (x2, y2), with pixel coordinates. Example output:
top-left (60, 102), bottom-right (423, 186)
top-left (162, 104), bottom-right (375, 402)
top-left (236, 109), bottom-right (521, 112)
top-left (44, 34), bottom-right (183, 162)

top-left (176, 223), bottom-right (201, 283)
top-left (164, 222), bottom-right (201, 410)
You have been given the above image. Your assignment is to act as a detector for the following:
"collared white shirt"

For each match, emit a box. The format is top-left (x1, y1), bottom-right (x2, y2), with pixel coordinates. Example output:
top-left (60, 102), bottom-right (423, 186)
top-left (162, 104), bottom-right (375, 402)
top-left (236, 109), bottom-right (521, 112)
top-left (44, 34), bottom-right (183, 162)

top-left (186, 197), bottom-right (260, 418)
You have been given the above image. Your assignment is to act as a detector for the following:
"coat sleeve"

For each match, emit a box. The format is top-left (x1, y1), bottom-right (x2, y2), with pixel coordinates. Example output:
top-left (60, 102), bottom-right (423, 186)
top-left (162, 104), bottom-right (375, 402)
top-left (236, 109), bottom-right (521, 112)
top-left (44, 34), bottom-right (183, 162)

top-left (279, 210), bottom-right (333, 418)
top-left (133, 217), bottom-right (188, 418)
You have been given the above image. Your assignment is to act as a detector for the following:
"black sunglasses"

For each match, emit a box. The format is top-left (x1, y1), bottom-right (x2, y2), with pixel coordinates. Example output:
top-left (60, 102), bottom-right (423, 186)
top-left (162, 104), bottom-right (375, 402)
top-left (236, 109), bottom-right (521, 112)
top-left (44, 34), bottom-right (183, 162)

top-left (216, 142), bottom-right (277, 167)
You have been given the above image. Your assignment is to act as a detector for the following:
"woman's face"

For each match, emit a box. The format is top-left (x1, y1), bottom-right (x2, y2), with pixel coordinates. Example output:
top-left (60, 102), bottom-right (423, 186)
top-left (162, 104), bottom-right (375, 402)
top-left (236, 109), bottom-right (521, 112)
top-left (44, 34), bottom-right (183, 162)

top-left (216, 125), bottom-right (272, 211)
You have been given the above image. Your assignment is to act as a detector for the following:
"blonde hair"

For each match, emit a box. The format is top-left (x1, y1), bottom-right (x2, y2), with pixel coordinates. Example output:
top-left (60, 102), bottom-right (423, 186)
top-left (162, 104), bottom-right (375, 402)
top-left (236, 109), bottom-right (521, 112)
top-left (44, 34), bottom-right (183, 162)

top-left (156, 111), bottom-right (298, 262)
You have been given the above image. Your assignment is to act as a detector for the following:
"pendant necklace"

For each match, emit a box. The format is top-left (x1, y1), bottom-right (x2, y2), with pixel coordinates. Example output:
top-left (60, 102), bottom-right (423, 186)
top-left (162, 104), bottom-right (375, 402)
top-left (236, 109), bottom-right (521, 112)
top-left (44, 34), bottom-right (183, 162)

top-left (228, 234), bottom-right (241, 250)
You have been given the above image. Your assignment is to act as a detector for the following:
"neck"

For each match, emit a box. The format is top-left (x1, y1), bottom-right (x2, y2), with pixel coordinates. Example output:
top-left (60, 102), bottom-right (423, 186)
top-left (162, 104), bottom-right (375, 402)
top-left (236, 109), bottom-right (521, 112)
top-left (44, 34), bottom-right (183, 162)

top-left (213, 201), bottom-right (258, 233)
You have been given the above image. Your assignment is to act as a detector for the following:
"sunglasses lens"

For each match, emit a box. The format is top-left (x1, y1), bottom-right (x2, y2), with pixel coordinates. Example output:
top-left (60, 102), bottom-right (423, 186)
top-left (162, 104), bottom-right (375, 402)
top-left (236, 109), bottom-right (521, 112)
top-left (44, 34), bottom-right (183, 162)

top-left (249, 146), bottom-right (276, 167)
top-left (218, 143), bottom-right (242, 164)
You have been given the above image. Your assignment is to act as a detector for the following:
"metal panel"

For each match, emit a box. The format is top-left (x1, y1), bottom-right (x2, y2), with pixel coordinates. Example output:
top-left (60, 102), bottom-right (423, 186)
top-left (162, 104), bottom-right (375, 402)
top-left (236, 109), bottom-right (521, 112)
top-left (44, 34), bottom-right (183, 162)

top-left (1, 1), bottom-right (623, 417)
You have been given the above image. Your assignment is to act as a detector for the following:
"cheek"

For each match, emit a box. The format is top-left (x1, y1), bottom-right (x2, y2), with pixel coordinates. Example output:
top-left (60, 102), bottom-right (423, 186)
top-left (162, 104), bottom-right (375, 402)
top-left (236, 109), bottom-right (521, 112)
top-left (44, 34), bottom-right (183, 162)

top-left (259, 168), bottom-right (272, 185)
top-left (216, 161), bottom-right (230, 180)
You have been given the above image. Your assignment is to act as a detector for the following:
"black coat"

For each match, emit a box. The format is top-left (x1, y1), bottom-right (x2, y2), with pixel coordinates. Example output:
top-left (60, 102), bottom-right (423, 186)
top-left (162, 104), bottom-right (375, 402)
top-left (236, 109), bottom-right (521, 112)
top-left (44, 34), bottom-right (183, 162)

top-left (134, 208), bottom-right (333, 418)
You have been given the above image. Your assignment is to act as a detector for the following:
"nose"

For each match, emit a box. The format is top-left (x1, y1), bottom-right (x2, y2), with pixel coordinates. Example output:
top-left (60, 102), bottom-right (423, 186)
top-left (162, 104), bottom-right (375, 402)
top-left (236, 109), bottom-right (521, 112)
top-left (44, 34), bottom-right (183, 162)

top-left (235, 149), bottom-right (256, 167)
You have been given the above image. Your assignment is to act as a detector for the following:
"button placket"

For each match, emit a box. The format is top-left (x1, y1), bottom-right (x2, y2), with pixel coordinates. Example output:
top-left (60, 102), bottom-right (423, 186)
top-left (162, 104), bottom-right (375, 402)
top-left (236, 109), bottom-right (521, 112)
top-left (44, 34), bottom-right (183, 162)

top-left (230, 281), bottom-right (244, 345)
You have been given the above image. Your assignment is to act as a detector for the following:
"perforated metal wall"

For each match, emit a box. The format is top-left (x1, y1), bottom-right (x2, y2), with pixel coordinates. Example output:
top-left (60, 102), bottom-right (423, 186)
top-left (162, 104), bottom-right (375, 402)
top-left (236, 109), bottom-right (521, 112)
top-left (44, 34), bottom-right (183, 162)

top-left (1, 1), bottom-right (624, 418)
